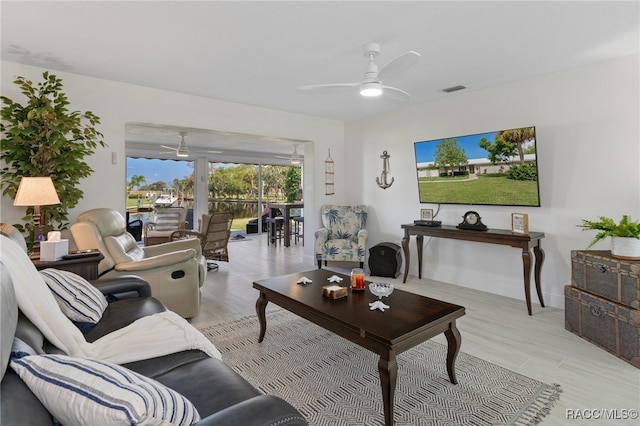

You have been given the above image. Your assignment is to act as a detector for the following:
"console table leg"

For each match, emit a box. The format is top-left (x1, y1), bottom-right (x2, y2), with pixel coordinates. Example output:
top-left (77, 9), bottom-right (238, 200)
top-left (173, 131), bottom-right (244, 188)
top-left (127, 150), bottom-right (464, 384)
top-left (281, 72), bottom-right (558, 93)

top-left (444, 322), bottom-right (461, 384)
top-left (256, 292), bottom-right (268, 342)
top-left (534, 244), bottom-right (545, 307)
top-left (402, 232), bottom-right (410, 283)
top-left (522, 249), bottom-right (533, 316)
top-left (378, 348), bottom-right (397, 426)
top-left (416, 235), bottom-right (424, 279)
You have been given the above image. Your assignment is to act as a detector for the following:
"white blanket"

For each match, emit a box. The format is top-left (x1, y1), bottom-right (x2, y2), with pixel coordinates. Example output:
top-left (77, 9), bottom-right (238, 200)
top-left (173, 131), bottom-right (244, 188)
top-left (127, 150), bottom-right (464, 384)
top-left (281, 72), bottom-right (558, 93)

top-left (0, 235), bottom-right (221, 364)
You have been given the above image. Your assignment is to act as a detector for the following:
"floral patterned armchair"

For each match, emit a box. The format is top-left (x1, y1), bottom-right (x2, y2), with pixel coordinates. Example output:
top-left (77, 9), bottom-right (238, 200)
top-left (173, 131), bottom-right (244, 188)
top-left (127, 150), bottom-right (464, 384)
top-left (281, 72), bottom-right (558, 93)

top-left (314, 205), bottom-right (368, 269)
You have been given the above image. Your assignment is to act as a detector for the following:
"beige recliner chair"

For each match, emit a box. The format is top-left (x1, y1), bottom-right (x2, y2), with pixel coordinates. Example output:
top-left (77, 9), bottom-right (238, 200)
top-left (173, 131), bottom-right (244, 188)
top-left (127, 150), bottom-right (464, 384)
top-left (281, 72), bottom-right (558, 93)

top-left (70, 208), bottom-right (206, 318)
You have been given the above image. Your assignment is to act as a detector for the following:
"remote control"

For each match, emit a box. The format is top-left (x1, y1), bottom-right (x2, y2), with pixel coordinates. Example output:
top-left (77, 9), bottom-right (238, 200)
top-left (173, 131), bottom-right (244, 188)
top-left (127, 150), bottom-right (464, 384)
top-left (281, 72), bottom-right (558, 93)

top-left (61, 250), bottom-right (101, 260)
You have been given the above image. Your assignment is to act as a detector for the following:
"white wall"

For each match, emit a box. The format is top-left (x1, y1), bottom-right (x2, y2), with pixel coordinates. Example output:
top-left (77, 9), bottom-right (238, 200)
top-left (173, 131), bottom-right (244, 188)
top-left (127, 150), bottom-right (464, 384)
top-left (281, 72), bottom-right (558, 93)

top-left (2, 56), bottom-right (639, 309)
top-left (0, 61), bottom-right (346, 263)
top-left (345, 54), bottom-right (640, 309)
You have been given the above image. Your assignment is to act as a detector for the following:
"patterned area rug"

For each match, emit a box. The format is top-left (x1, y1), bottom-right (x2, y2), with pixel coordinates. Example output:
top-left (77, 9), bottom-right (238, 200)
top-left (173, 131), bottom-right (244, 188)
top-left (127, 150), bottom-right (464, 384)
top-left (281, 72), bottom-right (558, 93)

top-left (197, 310), bottom-right (561, 426)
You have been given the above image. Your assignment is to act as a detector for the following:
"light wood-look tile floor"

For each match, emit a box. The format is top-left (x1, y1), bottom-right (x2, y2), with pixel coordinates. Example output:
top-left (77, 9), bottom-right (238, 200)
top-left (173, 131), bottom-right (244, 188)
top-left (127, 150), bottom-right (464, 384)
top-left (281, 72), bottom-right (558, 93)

top-left (190, 233), bottom-right (640, 425)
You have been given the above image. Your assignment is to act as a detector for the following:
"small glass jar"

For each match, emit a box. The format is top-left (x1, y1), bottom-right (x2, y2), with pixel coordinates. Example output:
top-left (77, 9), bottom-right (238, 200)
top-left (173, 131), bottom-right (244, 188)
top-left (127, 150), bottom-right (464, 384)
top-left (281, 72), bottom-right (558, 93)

top-left (350, 268), bottom-right (365, 291)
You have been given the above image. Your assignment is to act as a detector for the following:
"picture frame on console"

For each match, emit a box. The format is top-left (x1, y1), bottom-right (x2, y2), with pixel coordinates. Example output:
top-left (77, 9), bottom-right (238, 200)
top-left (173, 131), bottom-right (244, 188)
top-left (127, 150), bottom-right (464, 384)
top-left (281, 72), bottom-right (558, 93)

top-left (511, 213), bottom-right (529, 234)
top-left (420, 209), bottom-right (434, 221)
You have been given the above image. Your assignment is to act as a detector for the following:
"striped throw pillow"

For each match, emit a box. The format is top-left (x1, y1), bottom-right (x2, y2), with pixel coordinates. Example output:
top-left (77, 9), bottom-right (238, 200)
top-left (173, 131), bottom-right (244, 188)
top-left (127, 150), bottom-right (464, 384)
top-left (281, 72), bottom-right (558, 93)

top-left (39, 268), bottom-right (108, 325)
top-left (10, 354), bottom-right (201, 426)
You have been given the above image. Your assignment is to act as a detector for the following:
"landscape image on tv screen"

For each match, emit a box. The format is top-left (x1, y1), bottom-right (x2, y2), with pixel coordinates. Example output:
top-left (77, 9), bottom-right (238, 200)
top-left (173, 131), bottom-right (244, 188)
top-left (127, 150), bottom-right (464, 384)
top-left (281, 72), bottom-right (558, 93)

top-left (414, 126), bottom-right (540, 207)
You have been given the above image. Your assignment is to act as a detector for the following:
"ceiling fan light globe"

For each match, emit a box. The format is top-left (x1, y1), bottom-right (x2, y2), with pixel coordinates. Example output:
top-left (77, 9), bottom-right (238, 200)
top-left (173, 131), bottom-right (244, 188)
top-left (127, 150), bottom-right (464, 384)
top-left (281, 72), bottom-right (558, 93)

top-left (360, 82), bottom-right (383, 97)
top-left (176, 149), bottom-right (189, 157)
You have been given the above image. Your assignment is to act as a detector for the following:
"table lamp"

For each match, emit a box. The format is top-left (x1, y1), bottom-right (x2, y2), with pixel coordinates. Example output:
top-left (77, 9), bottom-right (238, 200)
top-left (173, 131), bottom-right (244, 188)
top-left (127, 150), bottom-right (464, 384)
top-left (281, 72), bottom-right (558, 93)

top-left (13, 177), bottom-right (61, 253)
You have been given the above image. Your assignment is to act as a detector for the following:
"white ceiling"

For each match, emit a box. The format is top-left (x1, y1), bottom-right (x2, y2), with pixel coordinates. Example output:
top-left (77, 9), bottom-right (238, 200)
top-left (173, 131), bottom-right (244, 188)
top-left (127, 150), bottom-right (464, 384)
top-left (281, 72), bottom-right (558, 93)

top-left (125, 121), bottom-right (309, 164)
top-left (2, 1), bottom-right (639, 160)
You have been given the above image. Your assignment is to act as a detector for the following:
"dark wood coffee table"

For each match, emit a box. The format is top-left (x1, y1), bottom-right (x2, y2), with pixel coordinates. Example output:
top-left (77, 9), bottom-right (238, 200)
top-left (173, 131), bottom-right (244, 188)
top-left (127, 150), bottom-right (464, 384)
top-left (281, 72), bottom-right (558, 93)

top-left (253, 269), bottom-right (465, 426)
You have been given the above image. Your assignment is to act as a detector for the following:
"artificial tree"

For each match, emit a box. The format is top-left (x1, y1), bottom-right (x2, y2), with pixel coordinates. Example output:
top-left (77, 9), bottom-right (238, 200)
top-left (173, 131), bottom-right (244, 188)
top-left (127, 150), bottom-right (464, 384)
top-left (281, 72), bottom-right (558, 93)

top-left (0, 71), bottom-right (105, 250)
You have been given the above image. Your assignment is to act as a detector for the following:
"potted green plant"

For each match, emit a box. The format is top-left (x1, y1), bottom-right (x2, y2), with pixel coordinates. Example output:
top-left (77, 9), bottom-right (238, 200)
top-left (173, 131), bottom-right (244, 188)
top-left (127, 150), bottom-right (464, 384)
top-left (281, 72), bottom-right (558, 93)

top-left (578, 215), bottom-right (640, 260)
top-left (0, 71), bottom-right (105, 250)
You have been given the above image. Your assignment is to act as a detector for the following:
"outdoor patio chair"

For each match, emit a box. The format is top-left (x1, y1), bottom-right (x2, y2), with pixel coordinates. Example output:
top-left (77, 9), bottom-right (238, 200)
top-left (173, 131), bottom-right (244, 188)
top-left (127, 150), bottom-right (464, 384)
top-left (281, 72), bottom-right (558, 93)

top-left (172, 212), bottom-right (233, 271)
top-left (144, 207), bottom-right (187, 246)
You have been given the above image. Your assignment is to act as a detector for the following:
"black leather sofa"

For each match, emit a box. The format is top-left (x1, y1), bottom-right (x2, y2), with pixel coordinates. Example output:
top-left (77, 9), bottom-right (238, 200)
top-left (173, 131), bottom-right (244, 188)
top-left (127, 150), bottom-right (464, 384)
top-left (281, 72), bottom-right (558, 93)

top-left (0, 229), bottom-right (307, 426)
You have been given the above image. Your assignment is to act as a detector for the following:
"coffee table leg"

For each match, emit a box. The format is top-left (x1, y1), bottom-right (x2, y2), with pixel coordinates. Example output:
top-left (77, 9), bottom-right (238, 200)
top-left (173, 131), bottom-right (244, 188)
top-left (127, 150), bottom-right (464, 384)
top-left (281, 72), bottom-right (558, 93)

top-left (256, 292), bottom-right (268, 342)
top-left (444, 321), bottom-right (461, 384)
top-left (378, 348), bottom-right (397, 426)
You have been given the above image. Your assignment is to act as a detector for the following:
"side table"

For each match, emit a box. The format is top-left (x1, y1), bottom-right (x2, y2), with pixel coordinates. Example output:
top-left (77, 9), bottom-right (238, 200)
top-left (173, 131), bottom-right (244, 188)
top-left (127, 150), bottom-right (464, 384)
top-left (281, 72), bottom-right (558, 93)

top-left (32, 254), bottom-right (104, 281)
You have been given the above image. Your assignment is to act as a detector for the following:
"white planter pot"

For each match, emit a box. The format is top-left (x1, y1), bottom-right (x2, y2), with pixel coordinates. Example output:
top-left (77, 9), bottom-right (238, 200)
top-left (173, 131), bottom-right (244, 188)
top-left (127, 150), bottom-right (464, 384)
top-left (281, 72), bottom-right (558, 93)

top-left (611, 237), bottom-right (640, 260)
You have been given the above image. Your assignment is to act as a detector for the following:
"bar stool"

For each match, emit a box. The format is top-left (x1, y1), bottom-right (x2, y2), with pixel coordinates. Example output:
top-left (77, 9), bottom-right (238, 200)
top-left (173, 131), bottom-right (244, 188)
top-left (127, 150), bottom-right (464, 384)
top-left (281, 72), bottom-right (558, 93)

top-left (266, 216), bottom-right (284, 245)
top-left (292, 216), bottom-right (304, 245)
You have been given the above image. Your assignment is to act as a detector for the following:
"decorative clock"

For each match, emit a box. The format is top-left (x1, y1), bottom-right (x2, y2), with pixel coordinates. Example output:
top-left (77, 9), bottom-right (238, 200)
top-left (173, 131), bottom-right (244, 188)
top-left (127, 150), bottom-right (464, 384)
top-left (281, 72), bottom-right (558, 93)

top-left (457, 211), bottom-right (488, 231)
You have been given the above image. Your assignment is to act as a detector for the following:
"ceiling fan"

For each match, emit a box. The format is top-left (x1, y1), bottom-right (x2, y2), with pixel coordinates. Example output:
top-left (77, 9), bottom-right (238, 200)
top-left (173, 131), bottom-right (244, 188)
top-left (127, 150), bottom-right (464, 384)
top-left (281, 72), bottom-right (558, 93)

top-left (298, 42), bottom-right (420, 98)
top-left (160, 132), bottom-right (221, 157)
top-left (275, 145), bottom-right (302, 164)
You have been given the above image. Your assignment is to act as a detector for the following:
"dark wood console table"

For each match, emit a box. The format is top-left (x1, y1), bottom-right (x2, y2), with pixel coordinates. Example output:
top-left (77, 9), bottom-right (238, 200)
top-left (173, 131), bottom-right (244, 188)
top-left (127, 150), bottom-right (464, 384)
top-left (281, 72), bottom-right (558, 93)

top-left (401, 224), bottom-right (545, 315)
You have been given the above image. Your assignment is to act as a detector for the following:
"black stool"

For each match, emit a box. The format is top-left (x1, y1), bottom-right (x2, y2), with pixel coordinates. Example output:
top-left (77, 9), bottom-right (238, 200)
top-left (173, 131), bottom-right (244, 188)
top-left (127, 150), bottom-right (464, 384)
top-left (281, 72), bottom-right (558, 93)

top-left (292, 216), bottom-right (304, 245)
top-left (266, 216), bottom-right (284, 245)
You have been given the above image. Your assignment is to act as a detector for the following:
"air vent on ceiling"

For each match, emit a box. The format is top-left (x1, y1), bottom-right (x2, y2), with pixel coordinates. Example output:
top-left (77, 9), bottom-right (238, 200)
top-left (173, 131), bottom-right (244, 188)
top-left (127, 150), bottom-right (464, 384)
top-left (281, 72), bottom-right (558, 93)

top-left (442, 85), bottom-right (467, 93)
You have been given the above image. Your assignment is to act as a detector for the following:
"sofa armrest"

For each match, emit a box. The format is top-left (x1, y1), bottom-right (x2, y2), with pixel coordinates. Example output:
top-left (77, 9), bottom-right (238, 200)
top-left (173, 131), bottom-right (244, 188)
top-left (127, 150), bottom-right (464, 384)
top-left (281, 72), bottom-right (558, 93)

top-left (357, 229), bottom-right (368, 245)
top-left (144, 238), bottom-right (202, 257)
top-left (314, 228), bottom-right (329, 259)
top-left (171, 230), bottom-right (203, 242)
top-left (314, 227), bottom-right (329, 241)
top-left (114, 249), bottom-right (197, 272)
top-left (195, 395), bottom-right (307, 426)
top-left (314, 228), bottom-right (329, 246)
top-left (91, 275), bottom-right (152, 298)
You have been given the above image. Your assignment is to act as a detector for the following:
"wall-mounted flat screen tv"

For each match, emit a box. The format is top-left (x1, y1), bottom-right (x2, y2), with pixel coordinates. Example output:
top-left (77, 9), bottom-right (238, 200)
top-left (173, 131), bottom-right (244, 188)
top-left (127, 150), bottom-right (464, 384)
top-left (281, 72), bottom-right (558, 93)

top-left (414, 126), bottom-right (540, 207)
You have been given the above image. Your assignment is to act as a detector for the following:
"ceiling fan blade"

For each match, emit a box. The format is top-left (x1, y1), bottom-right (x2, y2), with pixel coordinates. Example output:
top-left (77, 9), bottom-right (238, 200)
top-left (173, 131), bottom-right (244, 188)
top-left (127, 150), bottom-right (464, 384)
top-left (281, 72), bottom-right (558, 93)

top-left (383, 85), bottom-right (412, 99)
top-left (378, 51), bottom-right (420, 80)
top-left (191, 149), bottom-right (222, 154)
top-left (160, 145), bottom-right (178, 151)
top-left (297, 82), bottom-right (359, 91)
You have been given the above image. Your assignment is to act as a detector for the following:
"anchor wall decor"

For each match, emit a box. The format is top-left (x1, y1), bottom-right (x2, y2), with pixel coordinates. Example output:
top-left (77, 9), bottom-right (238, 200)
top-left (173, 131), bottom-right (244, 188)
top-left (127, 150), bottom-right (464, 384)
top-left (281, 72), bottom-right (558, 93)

top-left (376, 150), bottom-right (394, 189)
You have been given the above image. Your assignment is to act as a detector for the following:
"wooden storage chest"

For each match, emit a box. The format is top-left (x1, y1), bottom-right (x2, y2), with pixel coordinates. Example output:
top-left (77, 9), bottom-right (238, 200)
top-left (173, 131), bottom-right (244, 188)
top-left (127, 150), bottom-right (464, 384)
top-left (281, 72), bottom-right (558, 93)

top-left (571, 250), bottom-right (640, 309)
top-left (565, 285), bottom-right (640, 368)
top-left (369, 242), bottom-right (402, 278)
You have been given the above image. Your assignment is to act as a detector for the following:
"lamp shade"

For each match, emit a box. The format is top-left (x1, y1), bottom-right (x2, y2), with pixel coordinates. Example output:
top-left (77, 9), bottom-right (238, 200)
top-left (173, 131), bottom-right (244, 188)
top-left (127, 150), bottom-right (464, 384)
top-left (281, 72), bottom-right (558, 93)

top-left (13, 177), bottom-right (61, 206)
